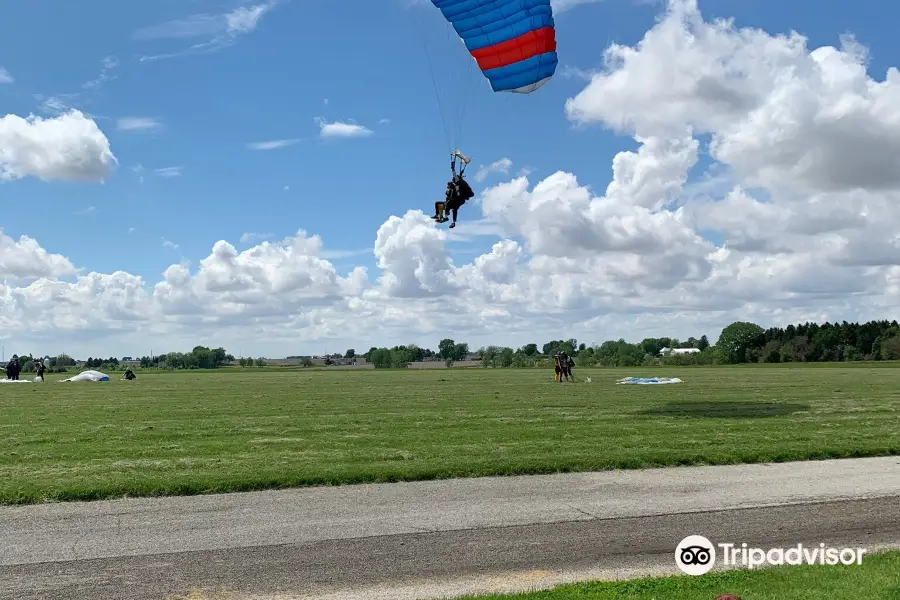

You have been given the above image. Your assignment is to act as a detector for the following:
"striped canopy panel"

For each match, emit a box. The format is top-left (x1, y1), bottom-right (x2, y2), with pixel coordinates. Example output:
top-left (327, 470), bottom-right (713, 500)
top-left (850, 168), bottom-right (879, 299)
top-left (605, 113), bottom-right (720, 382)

top-left (430, 0), bottom-right (558, 94)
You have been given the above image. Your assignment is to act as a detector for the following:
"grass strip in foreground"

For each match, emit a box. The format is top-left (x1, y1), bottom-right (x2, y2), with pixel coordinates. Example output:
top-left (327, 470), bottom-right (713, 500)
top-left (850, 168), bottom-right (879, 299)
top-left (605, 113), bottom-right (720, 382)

top-left (460, 550), bottom-right (900, 599)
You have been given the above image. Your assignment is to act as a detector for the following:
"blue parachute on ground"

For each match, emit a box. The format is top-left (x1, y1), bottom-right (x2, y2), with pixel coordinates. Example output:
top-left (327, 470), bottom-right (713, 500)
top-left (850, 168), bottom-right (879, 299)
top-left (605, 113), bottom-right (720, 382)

top-left (617, 377), bottom-right (683, 385)
top-left (429, 0), bottom-right (558, 94)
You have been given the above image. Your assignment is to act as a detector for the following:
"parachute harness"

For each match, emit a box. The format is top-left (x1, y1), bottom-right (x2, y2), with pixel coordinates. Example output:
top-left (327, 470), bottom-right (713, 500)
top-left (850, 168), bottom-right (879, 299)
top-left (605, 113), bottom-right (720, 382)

top-left (451, 149), bottom-right (470, 177)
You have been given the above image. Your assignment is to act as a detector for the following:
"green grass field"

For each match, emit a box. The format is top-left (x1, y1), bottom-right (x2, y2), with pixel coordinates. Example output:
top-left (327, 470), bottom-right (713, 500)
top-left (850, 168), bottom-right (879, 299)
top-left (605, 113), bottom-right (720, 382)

top-left (1, 364), bottom-right (899, 504)
top-left (460, 550), bottom-right (900, 600)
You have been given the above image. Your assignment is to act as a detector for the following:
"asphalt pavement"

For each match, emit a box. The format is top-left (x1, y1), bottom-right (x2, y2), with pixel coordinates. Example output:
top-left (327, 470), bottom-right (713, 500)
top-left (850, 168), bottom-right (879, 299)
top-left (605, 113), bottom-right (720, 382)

top-left (2, 456), bottom-right (899, 600)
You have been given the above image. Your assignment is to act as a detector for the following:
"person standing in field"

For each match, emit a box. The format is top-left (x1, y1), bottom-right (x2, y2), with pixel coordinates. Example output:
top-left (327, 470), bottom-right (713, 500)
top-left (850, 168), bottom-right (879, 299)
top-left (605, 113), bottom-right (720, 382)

top-left (35, 361), bottom-right (46, 382)
top-left (5, 356), bottom-right (20, 381)
top-left (558, 351), bottom-right (575, 382)
top-left (563, 353), bottom-right (575, 382)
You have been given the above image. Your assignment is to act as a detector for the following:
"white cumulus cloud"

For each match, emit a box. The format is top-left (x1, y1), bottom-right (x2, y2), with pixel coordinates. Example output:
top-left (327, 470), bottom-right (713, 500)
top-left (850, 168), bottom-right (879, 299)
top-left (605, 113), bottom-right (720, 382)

top-left (316, 118), bottom-right (374, 138)
top-left (0, 110), bottom-right (115, 182)
top-left (474, 158), bottom-right (513, 182)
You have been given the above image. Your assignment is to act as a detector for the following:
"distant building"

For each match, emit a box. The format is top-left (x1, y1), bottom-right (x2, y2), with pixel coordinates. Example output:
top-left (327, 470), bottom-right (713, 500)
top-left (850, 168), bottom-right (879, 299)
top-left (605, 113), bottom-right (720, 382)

top-left (659, 347), bottom-right (701, 356)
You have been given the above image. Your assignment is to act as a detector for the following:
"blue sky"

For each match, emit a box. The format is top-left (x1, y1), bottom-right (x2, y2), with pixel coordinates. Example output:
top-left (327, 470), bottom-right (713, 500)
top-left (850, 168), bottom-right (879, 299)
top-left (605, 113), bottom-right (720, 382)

top-left (2, 0), bottom-right (900, 357)
top-left (0, 0), bottom-right (886, 281)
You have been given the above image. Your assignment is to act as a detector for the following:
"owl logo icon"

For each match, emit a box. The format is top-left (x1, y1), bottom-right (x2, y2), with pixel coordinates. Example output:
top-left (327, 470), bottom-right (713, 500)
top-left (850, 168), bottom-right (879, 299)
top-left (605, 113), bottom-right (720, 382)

top-left (675, 535), bottom-right (716, 575)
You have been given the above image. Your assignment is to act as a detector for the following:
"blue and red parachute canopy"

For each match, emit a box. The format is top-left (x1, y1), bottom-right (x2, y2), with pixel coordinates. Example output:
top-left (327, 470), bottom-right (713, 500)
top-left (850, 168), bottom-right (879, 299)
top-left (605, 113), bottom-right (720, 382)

top-left (429, 0), bottom-right (558, 94)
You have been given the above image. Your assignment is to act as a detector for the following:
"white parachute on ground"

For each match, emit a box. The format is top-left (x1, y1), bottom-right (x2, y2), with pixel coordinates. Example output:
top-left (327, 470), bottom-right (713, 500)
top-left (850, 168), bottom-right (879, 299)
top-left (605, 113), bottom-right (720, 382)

top-left (0, 379), bottom-right (30, 383)
top-left (60, 370), bottom-right (110, 382)
top-left (617, 377), bottom-right (683, 385)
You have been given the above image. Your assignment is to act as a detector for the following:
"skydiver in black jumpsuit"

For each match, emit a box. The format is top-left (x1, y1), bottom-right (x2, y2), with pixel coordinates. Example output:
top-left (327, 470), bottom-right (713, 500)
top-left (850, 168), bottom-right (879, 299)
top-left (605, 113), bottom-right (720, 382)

top-left (433, 150), bottom-right (474, 229)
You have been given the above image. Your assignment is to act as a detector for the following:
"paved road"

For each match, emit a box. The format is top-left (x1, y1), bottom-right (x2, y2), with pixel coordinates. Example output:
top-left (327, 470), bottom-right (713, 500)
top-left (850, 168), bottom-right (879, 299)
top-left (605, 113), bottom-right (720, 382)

top-left (2, 457), bottom-right (899, 600)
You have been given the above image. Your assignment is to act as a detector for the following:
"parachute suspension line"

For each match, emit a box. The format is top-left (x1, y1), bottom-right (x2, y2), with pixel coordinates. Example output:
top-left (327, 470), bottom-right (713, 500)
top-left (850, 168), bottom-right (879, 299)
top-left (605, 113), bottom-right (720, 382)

top-left (413, 6), bottom-right (453, 153)
top-left (424, 39), bottom-right (454, 152)
top-left (449, 25), bottom-right (467, 151)
top-left (451, 34), bottom-right (481, 153)
top-left (443, 21), bottom-right (482, 156)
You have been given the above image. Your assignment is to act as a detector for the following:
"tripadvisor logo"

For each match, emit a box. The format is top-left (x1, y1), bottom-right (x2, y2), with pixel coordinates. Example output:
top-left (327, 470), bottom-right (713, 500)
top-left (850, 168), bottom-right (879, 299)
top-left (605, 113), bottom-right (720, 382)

top-left (676, 535), bottom-right (716, 575)
top-left (675, 535), bottom-right (867, 575)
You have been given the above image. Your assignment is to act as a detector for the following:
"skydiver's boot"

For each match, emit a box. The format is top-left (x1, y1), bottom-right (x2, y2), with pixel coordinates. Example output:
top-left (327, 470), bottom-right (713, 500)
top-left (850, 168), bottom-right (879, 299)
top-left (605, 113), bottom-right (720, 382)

top-left (433, 202), bottom-right (445, 221)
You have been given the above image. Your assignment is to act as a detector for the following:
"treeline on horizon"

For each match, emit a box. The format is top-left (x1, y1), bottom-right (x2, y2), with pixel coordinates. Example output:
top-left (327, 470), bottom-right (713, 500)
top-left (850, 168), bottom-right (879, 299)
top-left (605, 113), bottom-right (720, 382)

top-left (5, 320), bottom-right (900, 372)
top-left (4, 346), bottom-right (237, 373)
top-left (351, 319), bottom-right (900, 368)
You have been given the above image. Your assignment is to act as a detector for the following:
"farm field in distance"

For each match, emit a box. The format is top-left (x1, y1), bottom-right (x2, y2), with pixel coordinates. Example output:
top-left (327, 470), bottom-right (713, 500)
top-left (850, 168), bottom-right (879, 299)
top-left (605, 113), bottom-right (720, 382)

top-left (1, 364), bottom-right (899, 505)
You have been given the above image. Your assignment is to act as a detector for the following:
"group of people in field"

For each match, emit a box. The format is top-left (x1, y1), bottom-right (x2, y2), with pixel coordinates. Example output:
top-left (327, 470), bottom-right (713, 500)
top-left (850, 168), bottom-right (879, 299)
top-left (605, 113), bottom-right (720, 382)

top-left (4, 357), bottom-right (21, 380)
top-left (553, 351), bottom-right (576, 383)
top-left (3, 356), bottom-right (45, 381)
top-left (4, 356), bottom-right (46, 381)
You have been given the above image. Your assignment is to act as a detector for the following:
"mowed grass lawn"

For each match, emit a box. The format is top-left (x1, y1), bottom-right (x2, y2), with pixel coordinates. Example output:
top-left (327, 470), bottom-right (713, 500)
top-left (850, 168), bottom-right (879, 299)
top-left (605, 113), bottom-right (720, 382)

top-left (461, 550), bottom-right (900, 600)
top-left (1, 364), bottom-right (899, 504)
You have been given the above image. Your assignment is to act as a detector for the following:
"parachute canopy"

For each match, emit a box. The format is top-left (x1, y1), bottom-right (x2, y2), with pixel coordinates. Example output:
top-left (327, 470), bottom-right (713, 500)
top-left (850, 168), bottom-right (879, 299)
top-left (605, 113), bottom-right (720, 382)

top-left (617, 377), bottom-right (683, 385)
top-left (61, 370), bottom-right (110, 382)
top-left (430, 0), bottom-right (558, 94)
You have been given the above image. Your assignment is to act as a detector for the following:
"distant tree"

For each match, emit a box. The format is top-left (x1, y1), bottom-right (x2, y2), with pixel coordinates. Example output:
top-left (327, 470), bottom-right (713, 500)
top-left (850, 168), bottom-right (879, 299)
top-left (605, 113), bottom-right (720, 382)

top-left (717, 322), bottom-right (765, 364)
top-left (762, 340), bottom-right (782, 363)
top-left (367, 348), bottom-right (389, 368)
top-left (344, 349), bottom-right (356, 358)
top-left (698, 335), bottom-right (710, 351)
top-left (542, 339), bottom-right (576, 356)
top-left (880, 336), bottom-right (900, 360)
top-left (255, 358), bottom-right (265, 367)
top-left (55, 353), bottom-right (76, 366)
top-left (406, 344), bottom-right (425, 362)
top-left (480, 346), bottom-right (499, 368)
top-left (438, 338), bottom-right (456, 360)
